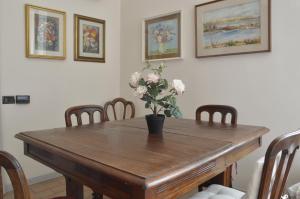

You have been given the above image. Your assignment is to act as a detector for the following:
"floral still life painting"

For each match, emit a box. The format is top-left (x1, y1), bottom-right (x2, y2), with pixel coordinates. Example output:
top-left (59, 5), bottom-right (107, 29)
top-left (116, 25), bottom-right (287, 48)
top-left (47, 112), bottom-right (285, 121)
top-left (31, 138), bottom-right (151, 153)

top-left (26, 5), bottom-right (66, 59)
top-left (195, 0), bottom-right (271, 58)
top-left (82, 24), bottom-right (100, 54)
top-left (74, 14), bottom-right (105, 63)
top-left (34, 15), bottom-right (60, 52)
top-left (144, 12), bottom-right (181, 61)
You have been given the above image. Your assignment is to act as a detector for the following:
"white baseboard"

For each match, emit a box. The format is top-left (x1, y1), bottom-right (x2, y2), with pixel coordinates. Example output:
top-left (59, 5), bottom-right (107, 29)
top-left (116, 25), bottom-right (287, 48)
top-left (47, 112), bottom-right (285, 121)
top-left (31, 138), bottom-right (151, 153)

top-left (4, 172), bottom-right (62, 193)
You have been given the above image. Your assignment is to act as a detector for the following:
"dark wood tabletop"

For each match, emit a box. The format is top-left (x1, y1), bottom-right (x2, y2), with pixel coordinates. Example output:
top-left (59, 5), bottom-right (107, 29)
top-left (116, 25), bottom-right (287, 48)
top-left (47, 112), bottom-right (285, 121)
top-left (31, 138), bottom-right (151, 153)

top-left (16, 118), bottom-right (269, 199)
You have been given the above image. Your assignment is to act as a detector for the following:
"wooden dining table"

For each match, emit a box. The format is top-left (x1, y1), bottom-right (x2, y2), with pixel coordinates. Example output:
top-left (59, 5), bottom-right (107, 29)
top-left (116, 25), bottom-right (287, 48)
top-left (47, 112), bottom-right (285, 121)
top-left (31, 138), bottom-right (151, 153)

top-left (15, 118), bottom-right (268, 199)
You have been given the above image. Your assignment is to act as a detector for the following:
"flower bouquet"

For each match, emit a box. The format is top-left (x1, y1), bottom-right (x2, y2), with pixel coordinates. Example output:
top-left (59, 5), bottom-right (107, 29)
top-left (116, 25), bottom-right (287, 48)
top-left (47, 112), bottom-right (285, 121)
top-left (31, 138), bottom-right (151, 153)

top-left (129, 62), bottom-right (185, 134)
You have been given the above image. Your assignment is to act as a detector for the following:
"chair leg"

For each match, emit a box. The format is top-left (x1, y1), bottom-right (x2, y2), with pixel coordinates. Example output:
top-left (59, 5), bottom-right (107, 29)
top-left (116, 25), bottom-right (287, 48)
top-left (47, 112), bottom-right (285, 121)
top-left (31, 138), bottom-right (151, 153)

top-left (92, 192), bottom-right (103, 199)
top-left (0, 170), bottom-right (3, 197)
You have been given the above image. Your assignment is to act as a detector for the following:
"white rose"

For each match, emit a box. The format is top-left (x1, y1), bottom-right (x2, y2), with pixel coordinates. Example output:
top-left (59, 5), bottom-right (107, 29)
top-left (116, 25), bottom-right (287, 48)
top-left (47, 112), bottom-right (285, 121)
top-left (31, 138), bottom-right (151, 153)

top-left (172, 79), bottom-right (185, 95)
top-left (134, 86), bottom-right (147, 98)
top-left (147, 73), bottom-right (160, 84)
top-left (129, 72), bottom-right (141, 88)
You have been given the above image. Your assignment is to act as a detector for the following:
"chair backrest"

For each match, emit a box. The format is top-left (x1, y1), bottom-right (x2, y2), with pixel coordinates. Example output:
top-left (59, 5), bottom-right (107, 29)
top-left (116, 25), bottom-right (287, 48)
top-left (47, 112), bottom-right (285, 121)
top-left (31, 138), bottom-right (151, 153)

top-left (65, 105), bottom-right (105, 127)
top-left (258, 130), bottom-right (300, 199)
top-left (195, 105), bottom-right (237, 126)
top-left (0, 151), bottom-right (31, 199)
top-left (104, 98), bottom-right (135, 121)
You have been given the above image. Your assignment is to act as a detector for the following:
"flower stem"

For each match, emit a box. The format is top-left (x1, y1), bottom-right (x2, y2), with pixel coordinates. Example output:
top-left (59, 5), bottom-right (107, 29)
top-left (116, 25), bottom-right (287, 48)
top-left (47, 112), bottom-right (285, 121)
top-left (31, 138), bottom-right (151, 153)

top-left (154, 105), bottom-right (157, 116)
top-left (157, 106), bottom-right (163, 114)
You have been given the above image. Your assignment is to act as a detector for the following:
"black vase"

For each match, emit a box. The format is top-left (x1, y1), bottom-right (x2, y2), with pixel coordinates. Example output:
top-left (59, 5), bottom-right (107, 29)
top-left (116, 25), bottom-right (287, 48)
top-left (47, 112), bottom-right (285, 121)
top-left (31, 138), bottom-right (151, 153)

top-left (145, 114), bottom-right (165, 135)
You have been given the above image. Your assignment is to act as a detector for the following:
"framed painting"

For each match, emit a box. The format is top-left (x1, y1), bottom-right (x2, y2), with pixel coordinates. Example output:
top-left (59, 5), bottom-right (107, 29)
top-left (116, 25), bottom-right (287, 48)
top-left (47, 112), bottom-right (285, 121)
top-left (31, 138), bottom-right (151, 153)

top-left (25, 4), bottom-right (66, 60)
top-left (74, 14), bottom-right (105, 63)
top-left (195, 0), bottom-right (271, 58)
top-left (143, 11), bottom-right (182, 61)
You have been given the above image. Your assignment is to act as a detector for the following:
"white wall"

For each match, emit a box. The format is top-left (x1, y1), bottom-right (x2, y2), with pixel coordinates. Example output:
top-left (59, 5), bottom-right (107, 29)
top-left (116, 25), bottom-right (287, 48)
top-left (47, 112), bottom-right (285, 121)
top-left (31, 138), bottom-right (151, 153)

top-left (121, 0), bottom-right (300, 190)
top-left (0, 0), bottom-right (3, 150)
top-left (0, 0), bottom-right (121, 186)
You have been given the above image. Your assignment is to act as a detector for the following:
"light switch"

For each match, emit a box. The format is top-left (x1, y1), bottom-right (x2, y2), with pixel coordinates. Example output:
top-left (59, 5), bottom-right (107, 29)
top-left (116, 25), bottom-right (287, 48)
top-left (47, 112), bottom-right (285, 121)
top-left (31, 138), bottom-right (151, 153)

top-left (2, 96), bottom-right (16, 104)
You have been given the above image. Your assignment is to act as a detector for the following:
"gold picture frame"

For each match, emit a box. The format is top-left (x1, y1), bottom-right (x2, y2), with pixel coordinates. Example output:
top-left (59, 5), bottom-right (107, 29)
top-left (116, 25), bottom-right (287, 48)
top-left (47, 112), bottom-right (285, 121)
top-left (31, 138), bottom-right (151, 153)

top-left (74, 14), bottom-right (106, 63)
top-left (25, 4), bottom-right (66, 60)
top-left (143, 11), bottom-right (182, 62)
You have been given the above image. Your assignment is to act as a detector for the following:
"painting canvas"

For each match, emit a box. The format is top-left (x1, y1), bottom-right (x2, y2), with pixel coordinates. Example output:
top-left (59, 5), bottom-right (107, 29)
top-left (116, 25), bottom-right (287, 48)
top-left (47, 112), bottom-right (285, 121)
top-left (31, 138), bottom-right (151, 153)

top-left (34, 14), bottom-right (60, 52)
top-left (195, 0), bottom-right (270, 58)
top-left (26, 5), bottom-right (66, 59)
top-left (74, 14), bottom-right (105, 63)
top-left (144, 12), bottom-right (181, 61)
top-left (82, 24), bottom-right (100, 54)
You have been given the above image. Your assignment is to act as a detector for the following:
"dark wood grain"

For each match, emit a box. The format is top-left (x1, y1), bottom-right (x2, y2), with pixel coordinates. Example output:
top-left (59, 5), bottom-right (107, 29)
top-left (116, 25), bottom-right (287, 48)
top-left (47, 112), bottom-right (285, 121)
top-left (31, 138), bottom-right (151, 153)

top-left (0, 151), bottom-right (71, 199)
top-left (196, 105), bottom-right (237, 126)
top-left (16, 118), bottom-right (268, 199)
top-left (0, 151), bottom-right (31, 199)
top-left (104, 97), bottom-right (135, 121)
top-left (258, 130), bottom-right (300, 199)
top-left (0, 167), bottom-right (3, 199)
top-left (196, 105), bottom-right (238, 188)
top-left (65, 105), bottom-right (105, 199)
top-left (65, 105), bottom-right (105, 127)
top-left (65, 176), bottom-right (83, 199)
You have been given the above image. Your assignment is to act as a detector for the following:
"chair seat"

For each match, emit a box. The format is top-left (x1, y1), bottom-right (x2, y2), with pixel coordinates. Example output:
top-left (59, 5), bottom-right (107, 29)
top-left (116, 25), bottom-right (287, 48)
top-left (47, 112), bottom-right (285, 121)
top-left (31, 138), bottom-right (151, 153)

top-left (288, 182), bottom-right (300, 199)
top-left (189, 185), bottom-right (246, 199)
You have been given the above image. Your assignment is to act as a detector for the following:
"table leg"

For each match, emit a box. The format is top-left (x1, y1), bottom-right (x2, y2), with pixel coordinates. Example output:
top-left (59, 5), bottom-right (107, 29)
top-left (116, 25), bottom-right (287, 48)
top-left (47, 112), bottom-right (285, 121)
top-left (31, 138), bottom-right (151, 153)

top-left (65, 176), bottom-right (84, 199)
top-left (223, 165), bottom-right (232, 187)
top-left (198, 165), bottom-right (232, 191)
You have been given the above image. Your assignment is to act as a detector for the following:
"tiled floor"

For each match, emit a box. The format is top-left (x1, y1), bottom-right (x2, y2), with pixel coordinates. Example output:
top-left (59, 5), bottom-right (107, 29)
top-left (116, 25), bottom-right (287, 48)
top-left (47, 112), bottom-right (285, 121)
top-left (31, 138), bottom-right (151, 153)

top-left (3, 177), bottom-right (109, 199)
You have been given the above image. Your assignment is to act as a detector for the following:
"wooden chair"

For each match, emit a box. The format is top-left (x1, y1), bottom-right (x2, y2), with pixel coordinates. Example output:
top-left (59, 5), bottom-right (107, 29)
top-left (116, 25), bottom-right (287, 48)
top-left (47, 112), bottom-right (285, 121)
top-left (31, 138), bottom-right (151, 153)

top-left (65, 105), bottom-right (105, 127)
top-left (65, 105), bottom-right (105, 199)
top-left (0, 151), bottom-right (71, 199)
top-left (258, 130), bottom-right (300, 199)
top-left (189, 130), bottom-right (300, 199)
top-left (196, 105), bottom-right (238, 189)
top-left (104, 97), bottom-right (135, 121)
top-left (196, 105), bottom-right (237, 126)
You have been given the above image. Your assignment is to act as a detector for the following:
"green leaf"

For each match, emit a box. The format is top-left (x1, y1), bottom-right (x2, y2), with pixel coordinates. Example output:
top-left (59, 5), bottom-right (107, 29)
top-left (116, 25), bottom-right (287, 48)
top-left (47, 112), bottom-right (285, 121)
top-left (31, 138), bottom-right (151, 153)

top-left (145, 102), bottom-right (151, 109)
top-left (164, 110), bottom-right (171, 117)
top-left (139, 78), bottom-right (146, 86)
top-left (158, 79), bottom-right (168, 90)
top-left (169, 96), bottom-right (176, 106)
top-left (148, 85), bottom-right (159, 98)
top-left (129, 83), bottom-right (136, 89)
top-left (141, 94), bottom-right (151, 102)
top-left (170, 106), bottom-right (183, 118)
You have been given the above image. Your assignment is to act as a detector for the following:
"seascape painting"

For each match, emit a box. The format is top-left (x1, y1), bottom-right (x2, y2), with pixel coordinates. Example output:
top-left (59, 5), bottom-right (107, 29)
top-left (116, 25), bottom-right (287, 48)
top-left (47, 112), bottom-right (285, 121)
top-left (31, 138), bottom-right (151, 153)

top-left (82, 24), bottom-right (100, 54)
top-left (144, 12), bottom-right (181, 61)
top-left (195, 0), bottom-right (270, 58)
top-left (34, 14), bottom-right (60, 52)
top-left (203, 1), bottom-right (261, 49)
